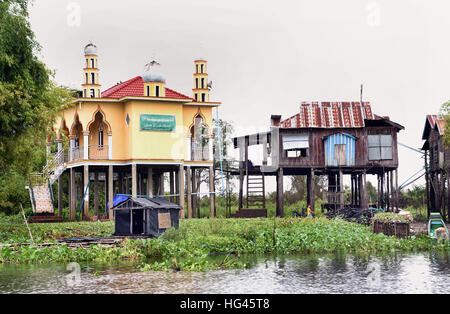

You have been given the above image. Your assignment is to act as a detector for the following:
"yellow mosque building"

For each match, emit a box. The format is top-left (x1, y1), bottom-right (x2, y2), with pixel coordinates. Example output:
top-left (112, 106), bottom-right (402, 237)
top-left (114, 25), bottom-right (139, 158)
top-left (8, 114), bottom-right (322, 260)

top-left (35, 43), bottom-right (221, 221)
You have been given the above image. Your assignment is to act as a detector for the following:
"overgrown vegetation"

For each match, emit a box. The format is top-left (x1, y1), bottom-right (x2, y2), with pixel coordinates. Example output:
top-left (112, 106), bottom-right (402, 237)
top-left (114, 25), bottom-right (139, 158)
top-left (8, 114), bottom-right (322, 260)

top-left (1, 216), bottom-right (448, 271)
top-left (0, 0), bottom-right (73, 215)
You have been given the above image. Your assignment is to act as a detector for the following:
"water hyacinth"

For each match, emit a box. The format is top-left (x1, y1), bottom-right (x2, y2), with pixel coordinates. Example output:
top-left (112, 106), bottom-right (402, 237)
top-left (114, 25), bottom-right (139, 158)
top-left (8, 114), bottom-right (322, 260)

top-left (0, 217), bottom-right (449, 271)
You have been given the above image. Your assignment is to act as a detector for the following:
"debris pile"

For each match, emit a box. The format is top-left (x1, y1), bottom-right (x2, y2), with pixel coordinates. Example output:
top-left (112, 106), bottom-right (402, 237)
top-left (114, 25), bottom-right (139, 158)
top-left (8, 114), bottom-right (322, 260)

top-left (326, 207), bottom-right (377, 225)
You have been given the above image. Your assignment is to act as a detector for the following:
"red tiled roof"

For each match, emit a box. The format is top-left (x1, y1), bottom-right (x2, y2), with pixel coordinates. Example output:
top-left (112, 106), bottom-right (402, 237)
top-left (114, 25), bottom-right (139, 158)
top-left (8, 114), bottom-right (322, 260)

top-left (101, 76), bottom-right (193, 100)
top-left (280, 102), bottom-right (375, 128)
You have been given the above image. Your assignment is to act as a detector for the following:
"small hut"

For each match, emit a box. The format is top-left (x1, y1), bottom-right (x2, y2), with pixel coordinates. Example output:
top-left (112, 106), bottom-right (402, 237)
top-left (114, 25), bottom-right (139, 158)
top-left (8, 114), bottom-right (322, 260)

top-left (113, 197), bottom-right (181, 237)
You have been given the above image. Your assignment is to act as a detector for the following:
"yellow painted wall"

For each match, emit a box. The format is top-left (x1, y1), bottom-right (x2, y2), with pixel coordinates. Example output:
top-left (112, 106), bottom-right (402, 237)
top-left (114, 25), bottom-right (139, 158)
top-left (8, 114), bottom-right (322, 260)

top-left (53, 98), bottom-right (215, 162)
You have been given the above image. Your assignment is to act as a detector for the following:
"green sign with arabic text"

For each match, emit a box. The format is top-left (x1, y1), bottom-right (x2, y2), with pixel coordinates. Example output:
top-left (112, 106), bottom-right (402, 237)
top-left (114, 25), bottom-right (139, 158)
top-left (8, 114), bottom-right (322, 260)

top-left (140, 114), bottom-right (176, 132)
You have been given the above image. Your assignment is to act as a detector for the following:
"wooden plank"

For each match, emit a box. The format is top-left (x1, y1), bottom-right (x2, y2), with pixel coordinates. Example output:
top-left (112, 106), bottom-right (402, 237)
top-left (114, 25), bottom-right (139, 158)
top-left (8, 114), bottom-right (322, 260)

top-left (276, 168), bottom-right (284, 217)
top-left (178, 165), bottom-right (185, 219)
top-left (132, 164), bottom-right (137, 198)
top-left (108, 166), bottom-right (114, 221)
top-left (209, 166), bottom-right (215, 218)
top-left (158, 212), bottom-right (171, 229)
top-left (186, 166), bottom-right (192, 219)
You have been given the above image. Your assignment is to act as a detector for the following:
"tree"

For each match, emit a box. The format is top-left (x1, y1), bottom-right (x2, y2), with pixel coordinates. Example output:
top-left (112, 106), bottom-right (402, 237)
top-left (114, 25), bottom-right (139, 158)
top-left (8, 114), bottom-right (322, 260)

top-left (0, 0), bottom-right (72, 214)
top-left (439, 101), bottom-right (450, 149)
top-left (286, 175), bottom-right (327, 205)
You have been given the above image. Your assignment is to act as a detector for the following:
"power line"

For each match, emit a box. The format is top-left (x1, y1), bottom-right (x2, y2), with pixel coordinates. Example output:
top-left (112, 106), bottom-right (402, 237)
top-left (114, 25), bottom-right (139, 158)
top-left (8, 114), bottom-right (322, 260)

top-left (398, 142), bottom-right (424, 155)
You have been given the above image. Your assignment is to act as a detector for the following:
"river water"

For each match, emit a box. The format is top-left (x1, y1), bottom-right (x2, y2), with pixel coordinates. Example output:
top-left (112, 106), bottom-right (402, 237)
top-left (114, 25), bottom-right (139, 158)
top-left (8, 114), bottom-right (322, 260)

top-left (1, 252), bottom-right (450, 294)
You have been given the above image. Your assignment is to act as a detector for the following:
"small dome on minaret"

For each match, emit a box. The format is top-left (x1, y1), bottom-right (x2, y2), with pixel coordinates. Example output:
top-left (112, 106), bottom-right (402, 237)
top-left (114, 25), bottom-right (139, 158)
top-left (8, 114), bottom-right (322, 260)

top-left (142, 61), bottom-right (166, 97)
top-left (142, 60), bottom-right (166, 83)
top-left (84, 43), bottom-right (98, 55)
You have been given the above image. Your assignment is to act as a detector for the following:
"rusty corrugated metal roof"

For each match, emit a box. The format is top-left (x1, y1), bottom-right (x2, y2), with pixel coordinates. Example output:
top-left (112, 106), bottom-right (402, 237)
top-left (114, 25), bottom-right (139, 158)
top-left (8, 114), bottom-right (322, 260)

top-left (280, 102), bottom-right (374, 128)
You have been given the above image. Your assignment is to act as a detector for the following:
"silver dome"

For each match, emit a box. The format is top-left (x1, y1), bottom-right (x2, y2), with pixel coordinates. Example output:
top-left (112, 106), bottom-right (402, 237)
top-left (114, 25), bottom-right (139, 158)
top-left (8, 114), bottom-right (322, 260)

top-left (84, 43), bottom-right (98, 55)
top-left (142, 61), bottom-right (165, 83)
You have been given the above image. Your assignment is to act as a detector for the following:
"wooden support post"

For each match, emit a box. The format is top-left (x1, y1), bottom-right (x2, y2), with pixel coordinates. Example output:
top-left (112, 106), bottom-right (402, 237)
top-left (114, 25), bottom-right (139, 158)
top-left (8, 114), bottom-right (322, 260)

top-left (191, 169), bottom-right (197, 218)
top-left (160, 172), bottom-right (165, 196)
top-left (361, 171), bottom-right (368, 210)
top-left (108, 166), bottom-right (114, 220)
top-left (83, 165), bottom-right (89, 219)
top-left (310, 168), bottom-right (316, 212)
top-left (350, 175), bottom-right (354, 207)
top-left (147, 167), bottom-right (153, 198)
top-left (94, 171), bottom-right (99, 217)
top-left (118, 171), bottom-right (123, 194)
top-left (239, 167), bottom-right (244, 210)
top-left (186, 166), bottom-right (192, 219)
top-left (447, 175), bottom-right (450, 222)
top-left (70, 168), bottom-right (76, 221)
top-left (355, 174), bottom-right (361, 208)
top-left (58, 175), bottom-right (63, 218)
top-left (138, 172), bottom-right (142, 197)
top-left (328, 174), bottom-right (336, 209)
top-left (104, 171), bottom-right (108, 215)
top-left (170, 171), bottom-right (175, 203)
top-left (209, 166), bottom-right (215, 218)
top-left (395, 169), bottom-right (399, 212)
top-left (178, 165), bottom-right (185, 219)
top-left (132, 164), bottom-right (137, 198)
top-left (380, 171), bottom-right (384, 210)
top-left (175, 168), bottom-right (180, 204)
top-left (376, 174), bottom-right (380, 208)
top-left (339, 169), bottom-right (344, 209)
top-left (276, 167), bottom-right (284, 217)
top-left (425, 151), bottom-right (430, 217)
top-left (386, 171), bottom-right (391, 211)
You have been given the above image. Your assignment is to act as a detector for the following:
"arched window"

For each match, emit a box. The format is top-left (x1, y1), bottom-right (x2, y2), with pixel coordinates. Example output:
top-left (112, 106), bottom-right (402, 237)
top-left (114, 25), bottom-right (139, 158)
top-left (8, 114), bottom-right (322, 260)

top-left (201, 93), bottom-right (206, 102)
top-left (91, 73), bottom-right (95, 84)
top-left (196, 78), bottom-right (199, 89)
top-left (155, 86), bottom-right (160, 97)
top-left (91, 58), bottom-right (95, 68)
top-left (201, 64), bottom-right (204, 73)
top-left (201, 78), bottom-right (205, 88)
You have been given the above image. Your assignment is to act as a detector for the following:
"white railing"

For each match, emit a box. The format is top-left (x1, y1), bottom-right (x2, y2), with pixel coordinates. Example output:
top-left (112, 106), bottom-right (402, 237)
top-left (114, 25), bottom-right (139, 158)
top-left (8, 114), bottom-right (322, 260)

top-left (192, 146), bottom-right (210, 161)
top-left (71, 146), bottom-right (83, 161)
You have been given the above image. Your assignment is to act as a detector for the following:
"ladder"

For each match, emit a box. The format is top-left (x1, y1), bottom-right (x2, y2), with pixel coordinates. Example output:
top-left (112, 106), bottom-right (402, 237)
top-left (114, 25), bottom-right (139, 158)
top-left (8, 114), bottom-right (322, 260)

top-left (246, 174), bottom-right (266, 209)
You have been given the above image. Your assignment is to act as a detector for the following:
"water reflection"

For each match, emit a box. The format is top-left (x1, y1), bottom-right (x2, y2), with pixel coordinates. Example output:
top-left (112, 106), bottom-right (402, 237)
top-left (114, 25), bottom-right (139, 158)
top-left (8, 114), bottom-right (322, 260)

top-left (0, 252), bottom-right (449, 294)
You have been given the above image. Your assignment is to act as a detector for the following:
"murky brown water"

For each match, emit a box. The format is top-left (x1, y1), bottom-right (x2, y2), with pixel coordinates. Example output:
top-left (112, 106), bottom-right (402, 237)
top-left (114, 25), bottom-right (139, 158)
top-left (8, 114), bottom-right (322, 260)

top-left (1, 252), bottom-right (450, 294)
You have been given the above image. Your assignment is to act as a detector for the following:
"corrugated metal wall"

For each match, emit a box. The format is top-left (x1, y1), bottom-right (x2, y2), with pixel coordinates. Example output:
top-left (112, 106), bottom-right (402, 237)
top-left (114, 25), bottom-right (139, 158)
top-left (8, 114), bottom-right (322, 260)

top-left (324, 133), bottom-right (356, 166)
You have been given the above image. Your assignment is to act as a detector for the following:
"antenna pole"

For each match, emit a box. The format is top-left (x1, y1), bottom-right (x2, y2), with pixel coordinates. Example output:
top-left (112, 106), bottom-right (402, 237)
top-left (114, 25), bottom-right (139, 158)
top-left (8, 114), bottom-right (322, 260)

top-left (360, 84), bottom-right (364, 104)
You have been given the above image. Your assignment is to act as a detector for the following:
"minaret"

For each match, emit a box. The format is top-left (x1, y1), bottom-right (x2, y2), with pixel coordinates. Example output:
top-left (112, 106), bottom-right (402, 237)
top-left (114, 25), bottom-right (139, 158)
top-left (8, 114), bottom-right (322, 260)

top-left (142, 61), bottom-right (166, 97)
top-left (193, 59), bottom-right (209, 102)
top-left (82, 43), bottom-right (101, 98)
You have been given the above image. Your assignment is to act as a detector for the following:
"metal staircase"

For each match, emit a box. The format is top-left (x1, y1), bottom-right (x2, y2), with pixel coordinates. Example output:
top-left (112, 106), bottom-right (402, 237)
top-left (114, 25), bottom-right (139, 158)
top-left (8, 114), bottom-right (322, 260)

top-left (26, 149), bottom-right (68, 216)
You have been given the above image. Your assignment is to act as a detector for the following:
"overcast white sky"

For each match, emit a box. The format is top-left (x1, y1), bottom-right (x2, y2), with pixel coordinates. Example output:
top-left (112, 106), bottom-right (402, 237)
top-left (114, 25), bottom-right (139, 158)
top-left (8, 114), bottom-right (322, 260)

top-left (29, 0), bottom-right (450, 192)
